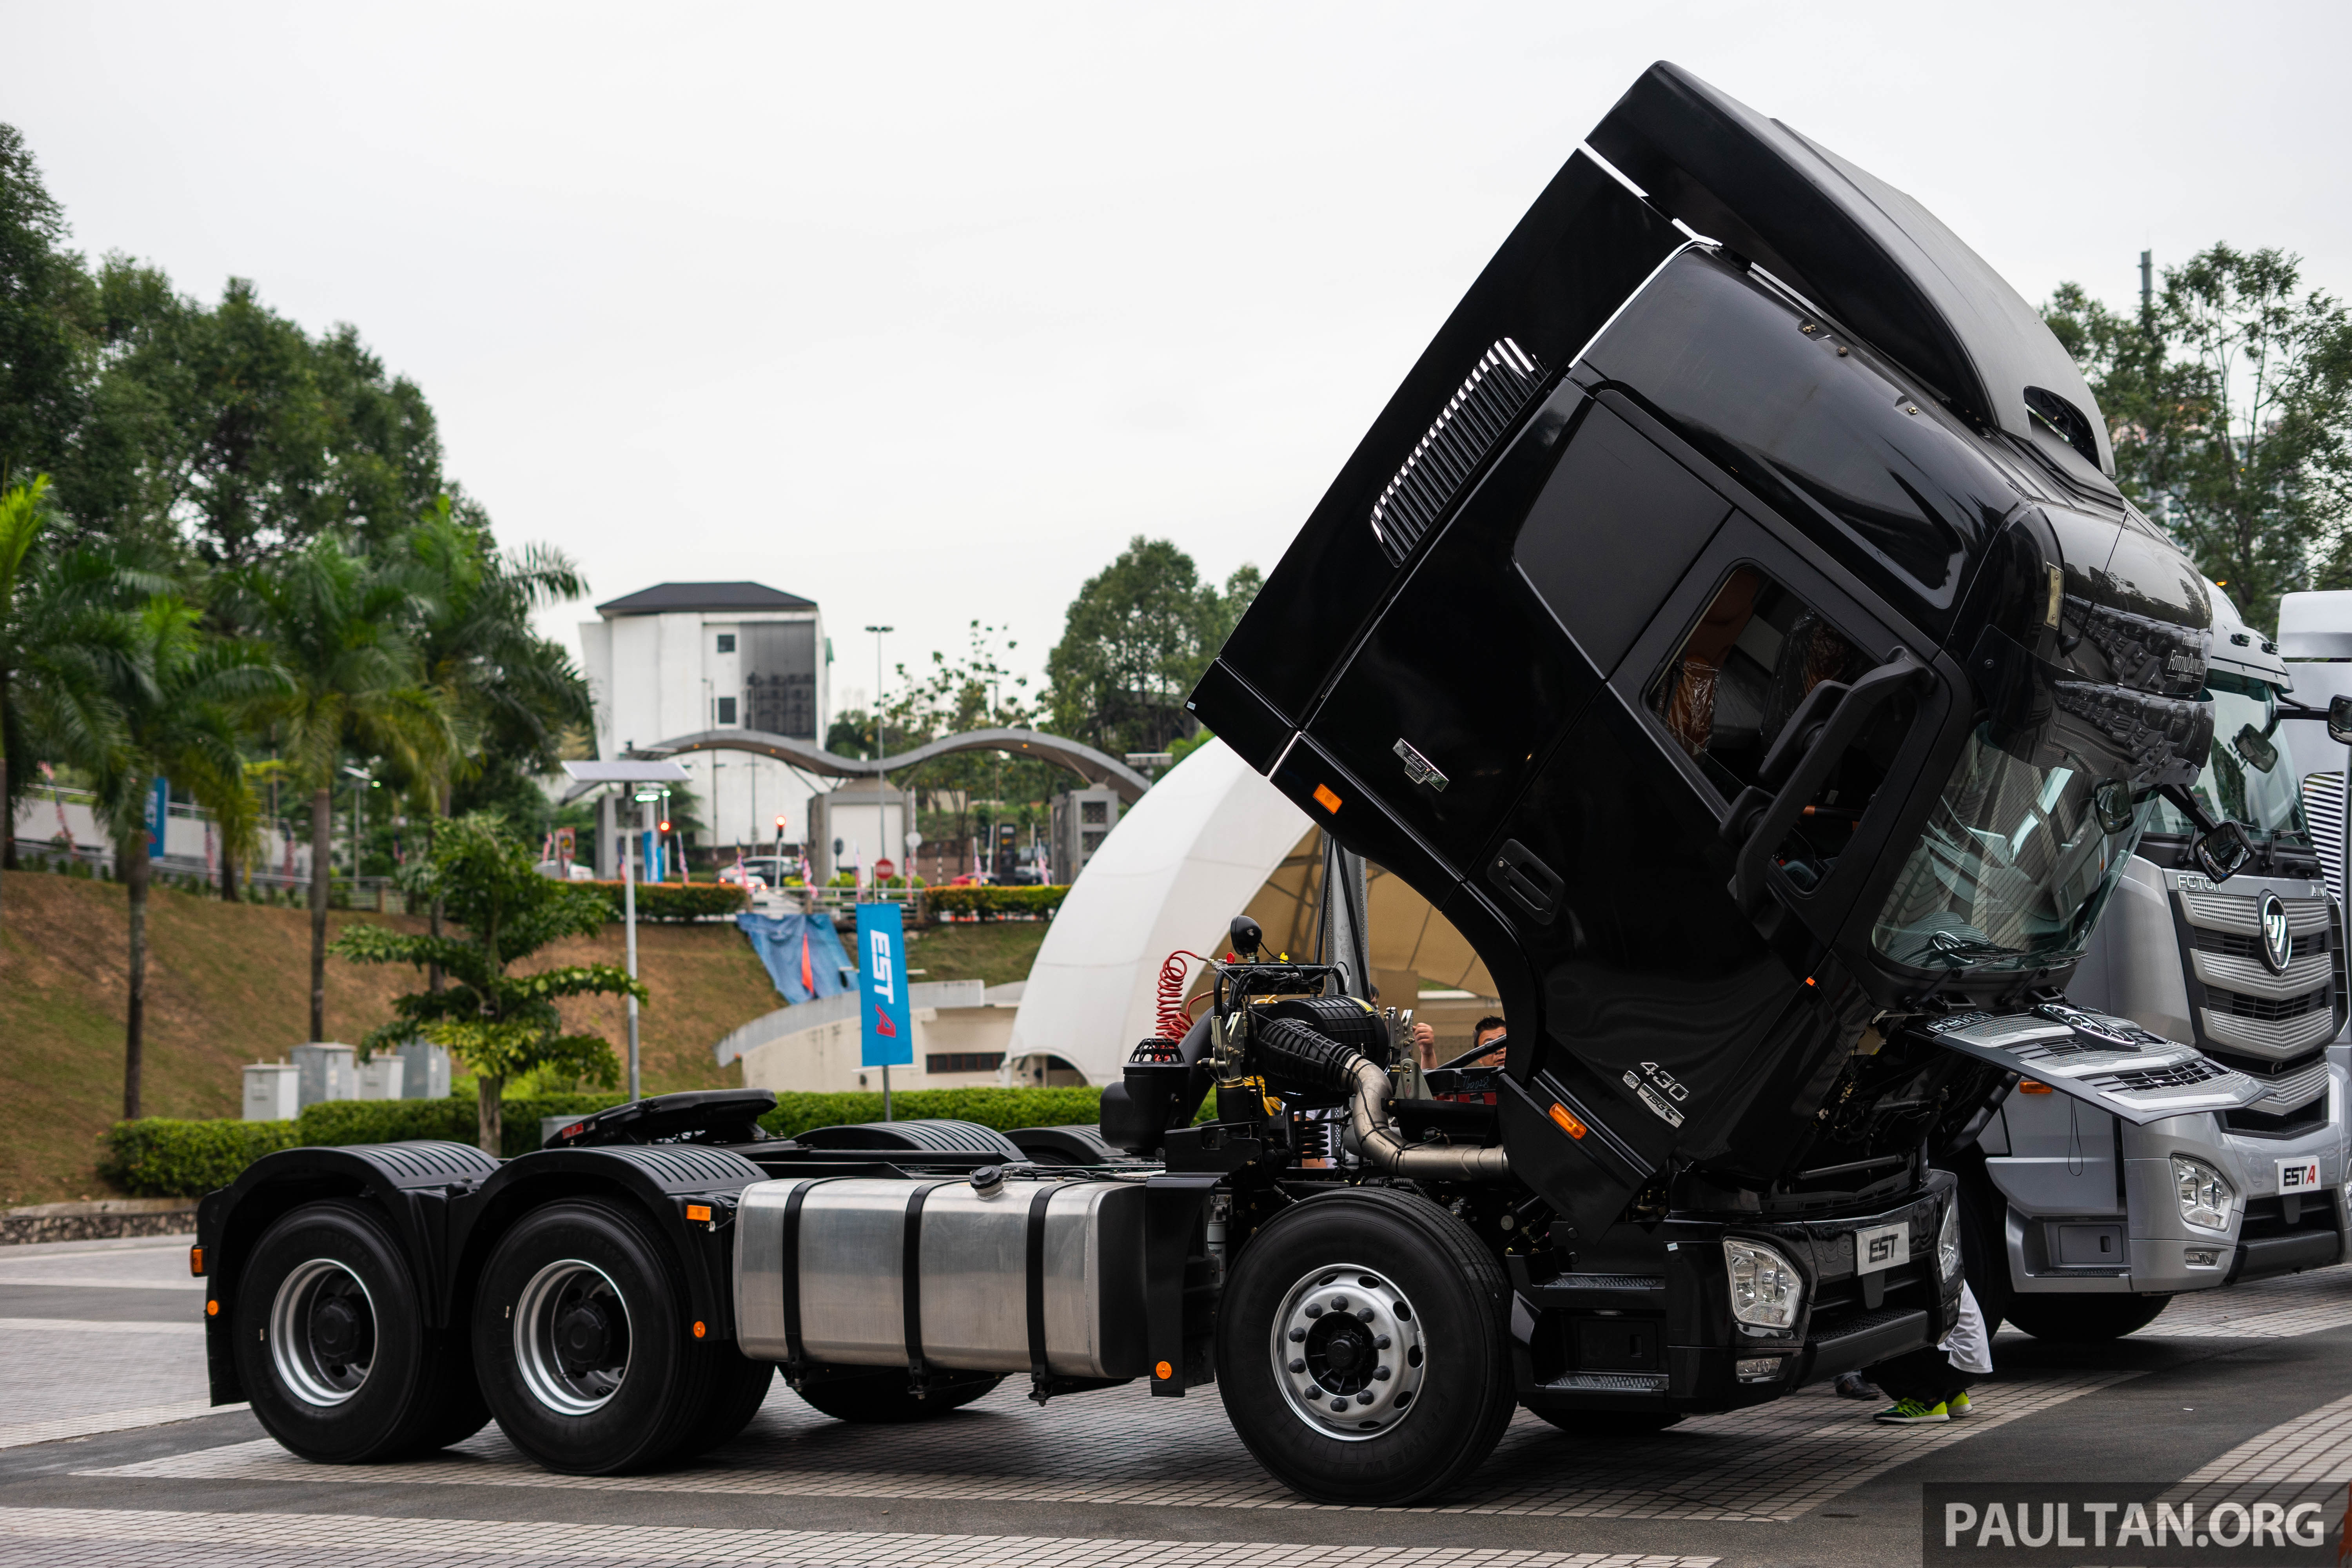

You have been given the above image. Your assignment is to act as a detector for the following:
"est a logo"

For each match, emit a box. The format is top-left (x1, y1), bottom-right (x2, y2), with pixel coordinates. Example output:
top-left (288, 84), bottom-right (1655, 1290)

top-left (2283, 1160), bottom-right (2321, 1191)
top-left (1867, 1233), bottom-right (1897, 1265)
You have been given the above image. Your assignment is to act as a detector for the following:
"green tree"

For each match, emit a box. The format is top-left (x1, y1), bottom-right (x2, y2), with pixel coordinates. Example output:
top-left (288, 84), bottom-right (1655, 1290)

top-left (1045, 538), bottom-right (1260, 756)
top-left (331, 813), bottom-right (642, 1154)
top-left (237, 535), bottom-right (453, 1039)
top-left (2045, 245), bottom-right (2352, 630)
top-left (70, 593), bottom-right (283, 1116)
top-left (0, 125), bottom-right (94, 493)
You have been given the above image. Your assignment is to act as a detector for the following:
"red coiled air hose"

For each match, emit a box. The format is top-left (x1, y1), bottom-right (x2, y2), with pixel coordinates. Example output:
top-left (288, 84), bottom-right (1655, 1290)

top-left (1156, 950), bottom-right (1213, 1041)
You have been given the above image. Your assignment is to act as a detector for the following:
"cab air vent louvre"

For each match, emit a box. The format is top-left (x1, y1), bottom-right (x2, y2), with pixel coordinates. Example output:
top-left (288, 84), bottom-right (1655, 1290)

top-left (1368, 338), bottom-right (1547, 566)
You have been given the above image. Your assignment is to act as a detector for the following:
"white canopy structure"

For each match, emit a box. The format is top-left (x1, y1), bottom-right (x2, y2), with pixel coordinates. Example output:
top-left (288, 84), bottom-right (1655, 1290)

top-left (1006, 740), bottom-right (1500, 1085)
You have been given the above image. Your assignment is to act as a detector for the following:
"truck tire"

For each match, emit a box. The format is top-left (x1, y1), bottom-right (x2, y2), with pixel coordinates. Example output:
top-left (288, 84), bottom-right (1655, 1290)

top-left (234, 1200), bottom-right (471, 1463)
top-left (795, 1370), bottom-right (1003, 1423)
top-left (674, 1351), bottom-right (775, 1456)
top-left (472, 1199), bottom-right (717, 1474)
top-left (1216, 1187), bottom-right (1514, 1506)
top-left (2002, 1292), bottom-right (2170, 1342)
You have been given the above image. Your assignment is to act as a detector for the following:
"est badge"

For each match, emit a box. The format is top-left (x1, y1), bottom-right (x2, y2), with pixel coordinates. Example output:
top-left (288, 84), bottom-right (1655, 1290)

top-left (2278, 1156), bottom-right (2326, 1194)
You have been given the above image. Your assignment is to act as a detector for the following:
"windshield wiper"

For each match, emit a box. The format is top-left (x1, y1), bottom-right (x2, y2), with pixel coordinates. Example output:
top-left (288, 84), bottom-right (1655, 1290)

top-left (1928, 930), bottom-right (2022, 964)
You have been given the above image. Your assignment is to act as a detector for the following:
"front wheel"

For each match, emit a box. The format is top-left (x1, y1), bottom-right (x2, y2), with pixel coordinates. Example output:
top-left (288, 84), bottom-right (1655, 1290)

top-left (1216, 1187), bottom-right (1515, 1506)
top-left (472, 1200), bottom-right (715, 1474)
top-left (2002, 1292), bottom-right (2170, 1342)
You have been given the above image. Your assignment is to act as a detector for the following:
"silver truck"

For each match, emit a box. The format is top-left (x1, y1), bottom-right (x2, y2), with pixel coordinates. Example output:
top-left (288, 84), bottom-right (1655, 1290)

top-left (1979, 587), bottom-right (2349, 1340)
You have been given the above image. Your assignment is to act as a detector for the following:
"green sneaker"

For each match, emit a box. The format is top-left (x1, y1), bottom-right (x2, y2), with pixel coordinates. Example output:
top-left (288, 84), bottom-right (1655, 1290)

top-left (1946, 1391), bottom-right (1973, 1417)
top-left (1874, 1398), bottom-right (1949, 1424)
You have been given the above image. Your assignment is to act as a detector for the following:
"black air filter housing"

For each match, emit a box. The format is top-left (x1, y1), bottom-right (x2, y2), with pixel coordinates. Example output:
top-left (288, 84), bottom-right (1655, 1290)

top-left (1252, 995), bottom-right (1393, 1067)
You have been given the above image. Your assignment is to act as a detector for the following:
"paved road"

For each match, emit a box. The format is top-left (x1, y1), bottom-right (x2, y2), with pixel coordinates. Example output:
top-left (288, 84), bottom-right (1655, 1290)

top-left (5, 1233), bottom-right (2352, 1565)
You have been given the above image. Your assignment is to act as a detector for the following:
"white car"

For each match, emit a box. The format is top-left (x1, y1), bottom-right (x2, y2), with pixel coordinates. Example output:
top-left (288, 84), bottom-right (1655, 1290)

top-left (718, 864), bottom-right (768, 893)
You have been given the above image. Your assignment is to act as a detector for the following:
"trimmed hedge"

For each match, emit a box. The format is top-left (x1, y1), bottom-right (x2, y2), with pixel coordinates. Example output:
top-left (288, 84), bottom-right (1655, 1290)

top-left (926, 885), bottom-right (1066, 920)
top-left (581, 880), bottom-right (748, 922)
top-left (98, 1086), bottom-right (1132, 1194)
top-left (100, 1118), bottom-right (303, 1196)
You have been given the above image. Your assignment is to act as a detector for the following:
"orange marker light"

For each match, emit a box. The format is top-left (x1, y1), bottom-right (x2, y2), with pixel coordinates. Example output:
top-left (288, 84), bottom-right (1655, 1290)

top-left (1548, 1102), bottom-right (1588, 1139)
top-left (692, 1320), bottom-right (707, 1339)
top-left (189, 1246), bottom-right (204, 1277)
top-left (205, 1299), bottom-right (219, 1317)
top-left (1154, 1359), bottom-right (1174, 1380)
top-left (1312, 784), bottom-right (1342, 813)
top-left (2018, 1080), bottom-right (2054, 1094)
top-left (686, 1203), bottom-right (712, 1223)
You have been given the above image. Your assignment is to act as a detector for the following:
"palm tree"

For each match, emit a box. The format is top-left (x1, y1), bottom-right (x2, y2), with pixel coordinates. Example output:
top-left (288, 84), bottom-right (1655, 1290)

top-left (74, 594), bottom-right (284, 1116)
top-left (236, 536), bottom-right (452, 1041)
top-left (0, 476), bottom-right (51, 913)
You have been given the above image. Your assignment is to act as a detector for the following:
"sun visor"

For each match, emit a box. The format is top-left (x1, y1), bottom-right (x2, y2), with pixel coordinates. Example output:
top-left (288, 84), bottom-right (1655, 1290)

top-left (1587, 62), bottom-right (2115, 478)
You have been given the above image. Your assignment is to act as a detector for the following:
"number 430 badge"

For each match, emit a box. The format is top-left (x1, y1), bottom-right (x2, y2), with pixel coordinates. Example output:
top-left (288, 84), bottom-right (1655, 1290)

top-left (1624, 1062), bottom-right (1689, 1129)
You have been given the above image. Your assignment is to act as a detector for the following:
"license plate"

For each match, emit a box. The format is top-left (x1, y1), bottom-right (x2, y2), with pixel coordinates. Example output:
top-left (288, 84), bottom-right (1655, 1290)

top-left (1857, 1221), bottom-right (1909, 1275)
top-left (2278, 1157), bottom-right (2327, 1194)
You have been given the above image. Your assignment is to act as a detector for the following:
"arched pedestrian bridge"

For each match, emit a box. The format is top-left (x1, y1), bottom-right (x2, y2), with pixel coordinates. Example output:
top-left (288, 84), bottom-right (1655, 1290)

top-left (559, 726), bottom-right (1152, 805)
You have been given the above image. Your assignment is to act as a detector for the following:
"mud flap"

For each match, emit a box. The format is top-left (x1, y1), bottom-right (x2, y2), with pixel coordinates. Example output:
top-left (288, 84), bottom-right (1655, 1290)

top-left (1918, 1004), bottom-right (2264, 1124)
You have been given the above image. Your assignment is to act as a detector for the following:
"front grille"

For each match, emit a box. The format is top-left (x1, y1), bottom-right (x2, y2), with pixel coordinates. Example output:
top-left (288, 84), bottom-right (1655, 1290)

top-left (2091, 1058), bottom-right (2234, 1092)
top-left (1539, 1371), bottom-right (1668, 1394)
top-left (2207, 1045), bottom-right (2328, 1081)
top-left (1367, 338), bottom-right (1548, 566)
top-left (2224, 1098), bottom-right (2330, 1138)
top-left (2209, 987), bottom-right (2329, 1023)
top-left (2241, 1192), bottom-right (2341, 1241)
top-left (2194, 927), bottom-right (2330, 961)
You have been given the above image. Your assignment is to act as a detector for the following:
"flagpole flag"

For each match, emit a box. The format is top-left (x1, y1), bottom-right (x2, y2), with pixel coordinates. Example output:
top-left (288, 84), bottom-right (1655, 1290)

top-left (857, 902), bottom-right (914, 1069)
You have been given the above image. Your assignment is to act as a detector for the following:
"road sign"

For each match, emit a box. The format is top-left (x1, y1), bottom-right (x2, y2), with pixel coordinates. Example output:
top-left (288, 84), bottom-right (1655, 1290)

top-left (857, 902), bottom-right (913, 1069)
top-left (874, 857), bottom-right (897, 880)
top-left (146, 777), bottom-right (168, 855)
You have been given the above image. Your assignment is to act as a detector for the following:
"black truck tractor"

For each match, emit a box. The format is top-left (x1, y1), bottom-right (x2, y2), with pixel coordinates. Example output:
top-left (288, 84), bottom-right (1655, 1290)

top-left (193, 62), bottom-right (2266, 1506)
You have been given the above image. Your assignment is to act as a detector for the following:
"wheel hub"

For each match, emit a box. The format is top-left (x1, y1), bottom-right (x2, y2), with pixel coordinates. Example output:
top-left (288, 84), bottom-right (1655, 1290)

top-left (268, 1258), bottom-right (377, 1408)
top-left (1270, 1265), bottom-right (1426, 1440)
top-left (516, 1259), bottom-right (633, 1416)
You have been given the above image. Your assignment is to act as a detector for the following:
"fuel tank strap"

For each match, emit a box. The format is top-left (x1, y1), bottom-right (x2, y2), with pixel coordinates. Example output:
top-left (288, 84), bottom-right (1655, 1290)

top-left (902, 1181), bottom-right (956, 1379)
top-left (1025, 1183), bottom-right (1058, 1383)
top-left (780, 1177), bottom-right (846, 1376)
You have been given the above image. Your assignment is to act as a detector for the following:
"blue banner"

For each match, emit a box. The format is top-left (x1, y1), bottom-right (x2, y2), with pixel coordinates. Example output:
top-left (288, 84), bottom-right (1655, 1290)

top-left (146, 777), bottom-right (169, 855)
top-left (856, 902), bottom-right (913, 1068)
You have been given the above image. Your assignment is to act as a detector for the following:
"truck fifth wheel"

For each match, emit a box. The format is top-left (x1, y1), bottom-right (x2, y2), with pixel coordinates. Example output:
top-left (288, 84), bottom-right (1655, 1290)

top-left (195, 61), bottom-right (2271, 1506)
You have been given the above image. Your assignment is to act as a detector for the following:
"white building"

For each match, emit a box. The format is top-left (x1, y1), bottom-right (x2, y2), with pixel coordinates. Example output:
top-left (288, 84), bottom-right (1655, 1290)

top-left (578, 582), bottom-right (832, 856)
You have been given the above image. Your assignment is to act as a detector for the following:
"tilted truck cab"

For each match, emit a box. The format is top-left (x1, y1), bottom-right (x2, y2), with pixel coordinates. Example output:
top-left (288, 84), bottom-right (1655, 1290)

top-left (197, 61), bottom-right (2270, 1507)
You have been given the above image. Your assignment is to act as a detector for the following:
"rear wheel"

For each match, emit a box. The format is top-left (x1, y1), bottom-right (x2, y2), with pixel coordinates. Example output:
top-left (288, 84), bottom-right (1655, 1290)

top-left (2003, 1292), bottom-right (2170, 1342)
top-left (675, 1350), bottom-right (776, 1455)
top-left (795, 1370), bottom-right (1002, 1423)
top-left (234, 1200), bottom-right (472, 1463)
top-left (472, 1200), bottom-right (715, 1474)
top-left (1216, 1187), bottom-right (1514, 1506)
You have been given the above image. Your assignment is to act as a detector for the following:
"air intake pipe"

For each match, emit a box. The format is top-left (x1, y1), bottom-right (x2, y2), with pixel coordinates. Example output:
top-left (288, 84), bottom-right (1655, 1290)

top-left (1254, 1017), bottom-right (1510, 1181)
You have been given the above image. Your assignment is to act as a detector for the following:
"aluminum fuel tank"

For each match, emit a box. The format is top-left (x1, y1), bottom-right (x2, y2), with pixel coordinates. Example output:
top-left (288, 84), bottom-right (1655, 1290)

top-left (733, 1176), bottom-right (1149, 1378)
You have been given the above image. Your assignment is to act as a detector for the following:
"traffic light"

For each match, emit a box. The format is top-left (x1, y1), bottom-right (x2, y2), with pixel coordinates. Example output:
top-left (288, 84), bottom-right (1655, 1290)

top-left (657, 819), bottom-right (672, 835)
top-left (774, 815), bottom-right (787, 833)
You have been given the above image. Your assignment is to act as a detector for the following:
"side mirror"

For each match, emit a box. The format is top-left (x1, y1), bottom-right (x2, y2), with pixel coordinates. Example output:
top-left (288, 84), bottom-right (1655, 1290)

top-left (2330, 695), bottom-right (2352, 747)
top-left (2192, 820), bottom-right (2255, 883)
top-left (2092, 779), bottom-right (2138, 835)
top-left (2232, 723), bottom-right (2280, 773)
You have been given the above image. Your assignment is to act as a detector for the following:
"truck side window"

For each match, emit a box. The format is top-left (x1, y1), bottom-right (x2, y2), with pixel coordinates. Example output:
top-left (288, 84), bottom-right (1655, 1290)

top-left (1647, 566), bottom-right (1875, 799)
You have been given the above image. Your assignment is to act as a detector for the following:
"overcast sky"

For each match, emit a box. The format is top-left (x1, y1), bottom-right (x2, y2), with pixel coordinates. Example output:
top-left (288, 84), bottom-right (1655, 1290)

top-left (8, 1), bottom-right (2350, 718)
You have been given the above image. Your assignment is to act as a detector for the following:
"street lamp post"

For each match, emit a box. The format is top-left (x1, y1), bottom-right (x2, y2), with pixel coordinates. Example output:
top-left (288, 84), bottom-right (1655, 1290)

top-left (862, 622), bottom-right (894, 1109)
top-left (561, 760), bottom-right (690, 1103)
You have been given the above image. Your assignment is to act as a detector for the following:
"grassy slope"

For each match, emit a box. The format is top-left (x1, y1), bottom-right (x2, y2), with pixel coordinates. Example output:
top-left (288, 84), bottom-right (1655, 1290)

top-left (902, 922), bottom-right (1047, 987)
top-left (0, 874), bottom-right (784, 1205)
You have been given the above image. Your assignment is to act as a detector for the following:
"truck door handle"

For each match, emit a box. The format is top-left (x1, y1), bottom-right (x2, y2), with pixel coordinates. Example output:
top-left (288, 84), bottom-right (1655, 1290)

top-left (1489, 838), bottom-right (1563, 923)
top-left (1726, 649), bottom-right (1927, 915)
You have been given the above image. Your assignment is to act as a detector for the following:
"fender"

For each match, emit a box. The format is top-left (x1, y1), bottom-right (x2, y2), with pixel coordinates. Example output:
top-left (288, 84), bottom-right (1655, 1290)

top-left (447, 1143), bottom-right (771, 1344)
top-left (195, 1139), bottom-right (499, 1405)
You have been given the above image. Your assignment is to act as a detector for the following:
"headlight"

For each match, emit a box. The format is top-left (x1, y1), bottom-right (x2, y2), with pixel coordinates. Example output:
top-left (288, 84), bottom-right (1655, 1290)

top-left (1724, 1238), bottom-right (1803, 1330)
top-left (2173, 1156), bottom-right (2236, 1232)
top-left (1938, 1200), bottom-right (1963, 1281)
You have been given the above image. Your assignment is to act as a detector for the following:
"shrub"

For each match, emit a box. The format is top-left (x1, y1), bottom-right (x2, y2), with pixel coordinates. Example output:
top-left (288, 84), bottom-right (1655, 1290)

top-left (925, 885), bottom-right (1066, 921)
top-left (99, 1118), bottom-right (303, 1197)
top-left (579, 880), bottom-right (748, 923)
top-left (296, 1094), bottom-right (631, 1156)
top-left (761, 1086), bottom-right (1102, 1138)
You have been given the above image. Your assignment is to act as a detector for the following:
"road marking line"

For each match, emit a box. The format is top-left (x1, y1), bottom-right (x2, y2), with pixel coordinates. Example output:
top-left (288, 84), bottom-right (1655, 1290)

top-left (0, 1506), bottom-right (1720, 1565)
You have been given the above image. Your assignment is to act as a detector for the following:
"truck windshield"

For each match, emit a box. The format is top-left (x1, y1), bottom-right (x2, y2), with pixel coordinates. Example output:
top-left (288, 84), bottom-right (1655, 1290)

top-left (1870, 722), bottom-right (2147, 971)
top-left (2145, 671), bottom-right (2309, 845)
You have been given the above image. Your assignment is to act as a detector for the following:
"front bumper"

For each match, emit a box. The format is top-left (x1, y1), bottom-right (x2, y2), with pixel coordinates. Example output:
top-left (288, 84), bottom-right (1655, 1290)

top-left (1512, 1171), bottom-right (1960, 1416)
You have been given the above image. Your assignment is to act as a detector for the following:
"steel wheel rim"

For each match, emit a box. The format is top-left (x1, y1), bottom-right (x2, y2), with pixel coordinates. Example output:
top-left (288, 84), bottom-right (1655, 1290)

top-left (515, 1258), bottom-right (633, 1416)
top-left (269, 1258), bottom-right (377, 1408)
top-left (1269, 1261), bottom-right (1426, 1441)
